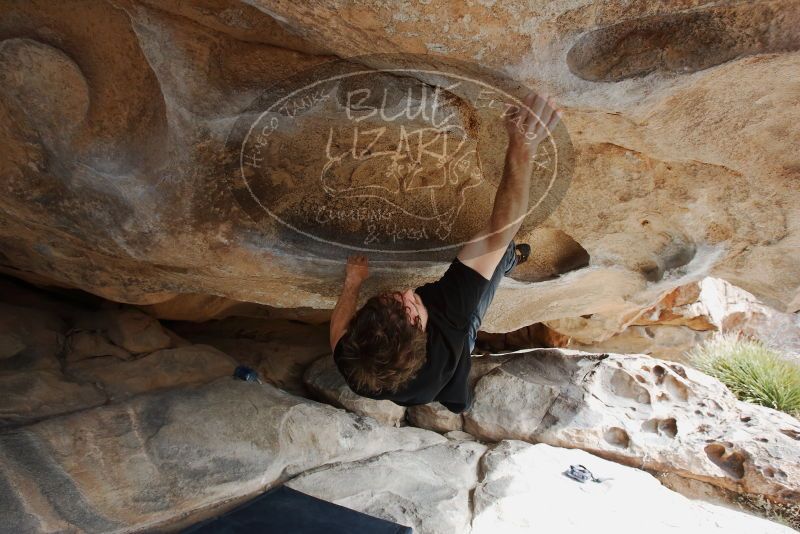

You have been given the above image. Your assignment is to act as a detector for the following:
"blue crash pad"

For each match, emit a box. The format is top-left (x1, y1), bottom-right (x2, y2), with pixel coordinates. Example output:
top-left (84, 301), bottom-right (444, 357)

top-left (183, 485), bottom-right (413, 534)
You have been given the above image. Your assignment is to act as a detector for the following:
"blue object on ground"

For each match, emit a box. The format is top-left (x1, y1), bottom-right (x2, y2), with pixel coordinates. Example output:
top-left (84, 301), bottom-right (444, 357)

top-left (182, 485), bottom-right (413, 533)
top-left (233, 365), bottom-right (262, 384)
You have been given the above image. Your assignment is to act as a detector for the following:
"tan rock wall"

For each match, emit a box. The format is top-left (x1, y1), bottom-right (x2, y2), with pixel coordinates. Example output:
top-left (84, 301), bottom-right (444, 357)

top-left (0, 0), bottom-right (797, 334)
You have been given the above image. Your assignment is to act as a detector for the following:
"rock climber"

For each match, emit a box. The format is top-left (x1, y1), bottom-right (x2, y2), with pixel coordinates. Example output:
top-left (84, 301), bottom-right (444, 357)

top-left (329, 92), bottom-right (562, 413)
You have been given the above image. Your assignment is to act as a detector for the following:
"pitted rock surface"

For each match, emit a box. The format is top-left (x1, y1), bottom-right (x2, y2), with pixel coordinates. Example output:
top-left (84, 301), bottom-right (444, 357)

top-left (463, 349), bottom-right (800, 505)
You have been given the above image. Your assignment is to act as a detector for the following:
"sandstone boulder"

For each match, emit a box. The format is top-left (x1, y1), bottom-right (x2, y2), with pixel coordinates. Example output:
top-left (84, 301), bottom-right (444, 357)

top-left (65, 330), bottom-right (131, 362)
top-left (407, 402), bottom-right (463, 434)
top-left (68, 345), bottom-right (237, 399)
top-left (103, 308), bottom-right (173, 354)
top-left (476, 322), bottom-right (570, 353)
top-left (0, 0), bottom-right (798, 339)
top-left (178, 319), bottom-right (330, 396)
top-left (0, 303), bottom-right (64, 372)
top-left (0, 369), bottom-right (106, 427)
top-left (0, 331), bottom-right (24, 360)
top-left (404, 354), bottom-right (514, 434)
top-left (303, 355), bottom-right (406, 427)
top-left (472, 441), bottom-right (794, 534)
top-left (463, 349), bottom-right (800, 506)
top-left (287, 440), bottom-right (487, 534)
top-left (444, 431), bottom-right (477, 442)
top-left (0, 379), bottom-right (444, 532)
top-left (552, 277), bottom-right (800, 362)
top-left (190, 337), bottom-right (326, 395)
top-left (277, 437), bottom-right (799, 533)
top-left (569, 324), bottom-right (709, 363)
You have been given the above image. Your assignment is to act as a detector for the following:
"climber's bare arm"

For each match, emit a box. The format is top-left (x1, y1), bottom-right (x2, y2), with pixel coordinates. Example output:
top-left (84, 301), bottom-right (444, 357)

top-left (329, 255), bottom-right (369, 351)
top-left (458, 92), bottom-right (561, 280)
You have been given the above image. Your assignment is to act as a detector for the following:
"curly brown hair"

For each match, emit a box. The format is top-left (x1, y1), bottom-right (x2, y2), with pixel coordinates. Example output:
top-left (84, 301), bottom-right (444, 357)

top-left (337, 291), bottom-right (428, 395)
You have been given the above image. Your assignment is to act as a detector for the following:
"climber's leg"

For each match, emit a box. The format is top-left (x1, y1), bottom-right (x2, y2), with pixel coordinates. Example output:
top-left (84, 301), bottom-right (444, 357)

top-left (465, 240), bottom-right (519, 354)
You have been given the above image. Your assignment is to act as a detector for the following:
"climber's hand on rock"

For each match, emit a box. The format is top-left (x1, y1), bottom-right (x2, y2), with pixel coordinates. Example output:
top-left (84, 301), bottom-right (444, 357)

top-left (504, 92), bottom-right (561, 162)
top-left (345, 255), bottom-right (369, 285)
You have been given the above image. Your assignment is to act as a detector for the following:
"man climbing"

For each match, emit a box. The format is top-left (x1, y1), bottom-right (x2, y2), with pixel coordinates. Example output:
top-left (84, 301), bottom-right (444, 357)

top-left (329, 92), bottom-right (562, 413)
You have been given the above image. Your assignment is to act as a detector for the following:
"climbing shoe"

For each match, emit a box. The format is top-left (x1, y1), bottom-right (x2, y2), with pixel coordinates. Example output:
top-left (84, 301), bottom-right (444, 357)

top-left (514, 243), bottom-right (531, 265)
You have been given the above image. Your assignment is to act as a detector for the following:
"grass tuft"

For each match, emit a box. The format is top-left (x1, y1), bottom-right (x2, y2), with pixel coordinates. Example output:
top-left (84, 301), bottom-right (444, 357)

top-left (688, 333), bottom-right (800, 417)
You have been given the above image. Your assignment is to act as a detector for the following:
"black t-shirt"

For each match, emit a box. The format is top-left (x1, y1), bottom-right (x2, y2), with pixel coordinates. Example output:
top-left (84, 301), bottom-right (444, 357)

top-left (333, 258), bottom-right (489, 413)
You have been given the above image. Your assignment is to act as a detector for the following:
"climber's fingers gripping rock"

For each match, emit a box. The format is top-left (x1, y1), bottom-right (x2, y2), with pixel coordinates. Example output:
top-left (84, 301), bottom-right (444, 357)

top-left (504, 92), bottom-right (562, 161)
top-left (345, 255), bottom-right (369, 285)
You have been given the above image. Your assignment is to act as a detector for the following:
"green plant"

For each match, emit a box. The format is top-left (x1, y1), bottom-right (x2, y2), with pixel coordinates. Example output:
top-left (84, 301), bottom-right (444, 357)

top-left (689, 333), bottom-right (800, 417)
top-left (734, 493), bottom-right (800, 530)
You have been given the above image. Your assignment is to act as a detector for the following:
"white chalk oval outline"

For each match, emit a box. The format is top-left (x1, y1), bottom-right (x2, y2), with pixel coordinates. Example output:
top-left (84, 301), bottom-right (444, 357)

top-left (239, 68), bottom-right (562, 254)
